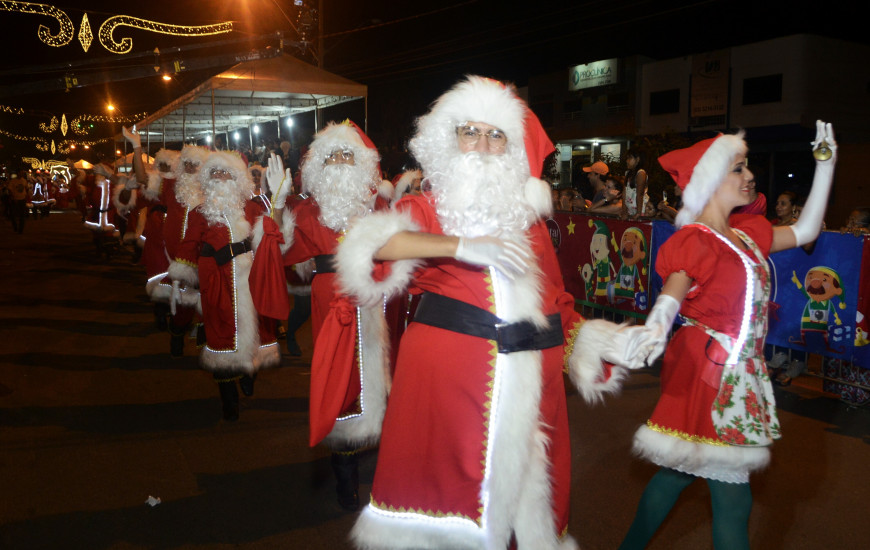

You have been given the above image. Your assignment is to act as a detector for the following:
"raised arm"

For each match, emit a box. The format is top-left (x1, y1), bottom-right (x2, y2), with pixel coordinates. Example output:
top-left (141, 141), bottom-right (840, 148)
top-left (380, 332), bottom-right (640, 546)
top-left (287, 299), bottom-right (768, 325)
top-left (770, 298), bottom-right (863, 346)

top-left (771, 120), bottom-right (837, 253)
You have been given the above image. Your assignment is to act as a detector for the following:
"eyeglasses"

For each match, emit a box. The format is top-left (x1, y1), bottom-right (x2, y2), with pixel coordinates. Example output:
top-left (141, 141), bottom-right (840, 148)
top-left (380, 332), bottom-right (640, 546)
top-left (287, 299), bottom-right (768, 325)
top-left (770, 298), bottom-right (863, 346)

top-left (324, 149), bottom-right (354, 164)
top-left (456, 125), bottom-right (507, 149)
top-left (209, 168), bottom-right (233, 180)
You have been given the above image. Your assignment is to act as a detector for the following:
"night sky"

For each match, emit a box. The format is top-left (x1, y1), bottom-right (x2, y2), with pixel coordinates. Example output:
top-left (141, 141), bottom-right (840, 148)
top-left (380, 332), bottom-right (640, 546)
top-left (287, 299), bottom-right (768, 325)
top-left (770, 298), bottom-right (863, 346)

top-left (0, 0), bottom-right (860, 161)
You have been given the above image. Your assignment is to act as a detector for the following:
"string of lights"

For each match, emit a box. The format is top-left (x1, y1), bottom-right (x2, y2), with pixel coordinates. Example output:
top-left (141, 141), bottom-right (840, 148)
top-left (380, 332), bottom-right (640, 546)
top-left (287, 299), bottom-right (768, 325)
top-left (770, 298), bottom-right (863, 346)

top-left (98, 15), bottom-right (234, 55)
top-left (0, 1), bottom-right (75, 47)
top-left (0, 3), bottom-right (233, 54)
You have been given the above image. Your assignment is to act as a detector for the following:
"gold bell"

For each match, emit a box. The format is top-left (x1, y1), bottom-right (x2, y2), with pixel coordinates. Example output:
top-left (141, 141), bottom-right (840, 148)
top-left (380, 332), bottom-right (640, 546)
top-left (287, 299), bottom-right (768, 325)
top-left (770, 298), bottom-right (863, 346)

top-left (813, 140), bottom-right (833, 161)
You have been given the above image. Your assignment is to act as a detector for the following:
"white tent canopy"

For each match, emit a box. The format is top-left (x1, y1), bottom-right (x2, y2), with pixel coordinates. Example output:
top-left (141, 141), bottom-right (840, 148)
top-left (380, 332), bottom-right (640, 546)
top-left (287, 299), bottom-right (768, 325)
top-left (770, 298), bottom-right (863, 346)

top-left (133, 54), bottom-right (367, 145)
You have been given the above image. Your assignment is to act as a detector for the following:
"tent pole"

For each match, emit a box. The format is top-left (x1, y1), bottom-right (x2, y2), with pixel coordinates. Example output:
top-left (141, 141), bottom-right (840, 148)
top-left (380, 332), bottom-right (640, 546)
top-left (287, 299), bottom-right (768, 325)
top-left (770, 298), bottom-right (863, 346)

top-left (182, 105), bottom-right (186, 144)
top-left (162, 118), bottom-right (166, 148)
top-left (211, 89), bottom-right (216, 148)
top-left (365, 96), bottom-right (368, 134)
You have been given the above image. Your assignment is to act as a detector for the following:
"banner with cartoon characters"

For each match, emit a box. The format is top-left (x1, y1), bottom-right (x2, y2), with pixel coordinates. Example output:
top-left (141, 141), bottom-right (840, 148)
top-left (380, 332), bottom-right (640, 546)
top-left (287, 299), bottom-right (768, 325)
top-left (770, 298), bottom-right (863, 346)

top-left (551, 213), bottom-right (869, 369)
top-left (766, 232), bottom-right (865, 366)
top-left (548, 214), bottom-right (653, 317)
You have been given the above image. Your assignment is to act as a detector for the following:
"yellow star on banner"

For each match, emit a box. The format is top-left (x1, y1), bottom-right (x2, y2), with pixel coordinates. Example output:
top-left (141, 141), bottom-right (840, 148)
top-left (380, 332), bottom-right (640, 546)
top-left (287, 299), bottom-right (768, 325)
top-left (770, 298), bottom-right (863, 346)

top-left (566, 219), bottom-right (576, 234)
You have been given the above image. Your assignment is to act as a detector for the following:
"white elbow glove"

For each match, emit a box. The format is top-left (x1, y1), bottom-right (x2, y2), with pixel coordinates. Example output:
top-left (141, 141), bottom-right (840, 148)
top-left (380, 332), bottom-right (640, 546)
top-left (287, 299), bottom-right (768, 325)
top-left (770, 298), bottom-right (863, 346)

top-left (791, 120), bottom-right (837, 246)
top-left (122, 126), bottom-right (141, 149)
top-left (455, 236), bottom-right (531, 279)
top-left (625, 294), bottom-right (681, 366)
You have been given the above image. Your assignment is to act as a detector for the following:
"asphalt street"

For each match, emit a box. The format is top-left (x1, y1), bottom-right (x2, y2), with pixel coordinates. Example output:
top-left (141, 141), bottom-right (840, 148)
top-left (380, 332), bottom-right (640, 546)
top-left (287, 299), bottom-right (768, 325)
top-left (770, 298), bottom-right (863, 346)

top-left (1, 210), bottom-right (868, 549)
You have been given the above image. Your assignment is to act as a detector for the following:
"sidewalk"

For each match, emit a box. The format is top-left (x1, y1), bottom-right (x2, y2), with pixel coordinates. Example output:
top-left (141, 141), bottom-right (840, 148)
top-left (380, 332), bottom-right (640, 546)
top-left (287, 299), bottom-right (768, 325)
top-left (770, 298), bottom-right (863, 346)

top-left (1, 211), bottom-right (868, 549)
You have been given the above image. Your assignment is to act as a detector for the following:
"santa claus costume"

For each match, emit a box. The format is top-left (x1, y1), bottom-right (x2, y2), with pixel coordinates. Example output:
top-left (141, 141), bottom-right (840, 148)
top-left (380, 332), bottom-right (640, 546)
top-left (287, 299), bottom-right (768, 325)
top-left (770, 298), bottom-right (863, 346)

top-left (339, 76), bottom-right (632, 550)
top-left (612, 122), bottom-right (837, 549)
top-left (272, 121), bottom-right (393, 511)
top-left (169, 151), bottom-right (287, 421)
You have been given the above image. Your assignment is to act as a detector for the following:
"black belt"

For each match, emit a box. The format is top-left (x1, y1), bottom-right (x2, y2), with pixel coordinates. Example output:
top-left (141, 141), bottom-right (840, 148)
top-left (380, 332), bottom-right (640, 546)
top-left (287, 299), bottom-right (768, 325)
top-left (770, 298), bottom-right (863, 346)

top-left (152, 204), bottom-right (167, 214)
top-left (314, 254), bottom-right (335, 274)
top-left (413, 292), bottom-right (563, 353)
top-left (200, 239), bottom-right (252, 266)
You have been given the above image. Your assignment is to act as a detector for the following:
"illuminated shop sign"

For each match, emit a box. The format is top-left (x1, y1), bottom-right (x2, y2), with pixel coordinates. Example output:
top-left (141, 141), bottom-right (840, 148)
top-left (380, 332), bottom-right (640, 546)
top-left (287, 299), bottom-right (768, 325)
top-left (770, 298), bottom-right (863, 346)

top-left (568, 59), bottom-right (618, 91)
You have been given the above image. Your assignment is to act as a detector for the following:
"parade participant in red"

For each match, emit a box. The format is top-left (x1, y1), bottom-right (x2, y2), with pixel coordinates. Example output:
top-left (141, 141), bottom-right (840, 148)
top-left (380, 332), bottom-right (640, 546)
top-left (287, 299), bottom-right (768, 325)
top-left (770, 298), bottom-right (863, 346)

top-left (124, 127), bottom-right (209, 355)
top-left (270, 121), bottom-right (393, 511)
top-left (616, 121), bottom-right (837, 549)
top-left (84, 162), bottom-right (119, 259)
top-left (168, 150), bottom-right (287, 421)
top-left (338, 76), bottom-right (638, 549)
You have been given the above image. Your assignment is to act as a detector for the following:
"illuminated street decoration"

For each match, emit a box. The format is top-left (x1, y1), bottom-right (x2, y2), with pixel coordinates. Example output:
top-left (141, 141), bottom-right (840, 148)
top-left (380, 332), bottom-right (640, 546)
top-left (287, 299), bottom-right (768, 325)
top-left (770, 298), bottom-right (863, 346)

top-left (78, 12), bottom-right (92, 51)
top-left (0, 1), bottom-right (75, 47)
top-left (99, 15), bottom-right (233, 54)
top-left (51, 139), bottom-right (56, 155)
top-left (39, 116), bottom-right (59, 133)
top-left (0, 104), bottom-right (26, 115)
top-left (0, 3), bottom-right (233, 54)
top-left (61, 113), bottom-right (68, 136)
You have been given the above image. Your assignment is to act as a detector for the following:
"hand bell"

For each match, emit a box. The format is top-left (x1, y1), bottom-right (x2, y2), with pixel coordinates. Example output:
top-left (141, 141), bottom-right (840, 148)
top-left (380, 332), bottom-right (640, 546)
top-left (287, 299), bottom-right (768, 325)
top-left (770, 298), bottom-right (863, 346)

top-left (813, 140), bottom-right (833, 161)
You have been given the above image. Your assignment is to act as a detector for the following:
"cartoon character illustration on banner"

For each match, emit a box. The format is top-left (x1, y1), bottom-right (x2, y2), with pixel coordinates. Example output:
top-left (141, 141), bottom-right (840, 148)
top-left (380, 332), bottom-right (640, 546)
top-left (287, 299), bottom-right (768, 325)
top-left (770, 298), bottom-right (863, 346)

top-left (788, 266), bottom-right (849, 352)
top-left (584, 219), bottom-right (616, 304)
top-left (855, 310), bottom-right (868, 347)
top-left (613, 226), bottom-right (648, 310)
top-left (579, 263), bottom-right (593, 301)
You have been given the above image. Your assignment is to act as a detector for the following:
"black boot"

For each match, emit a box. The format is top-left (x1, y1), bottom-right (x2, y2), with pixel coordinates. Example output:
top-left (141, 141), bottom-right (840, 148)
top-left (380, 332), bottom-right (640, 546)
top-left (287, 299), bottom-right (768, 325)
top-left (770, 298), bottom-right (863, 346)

top-left (286, 335), bottom-right (302, 357)
top-left (217, 380), bottom-right (239, 421)
top-left (169, 328), bottom-right (184, 358)
top-left (330, 452), bottom-right (360, 511)
top-left (195, 323), bottom-right (207, 349)
top-left (239, 374), bottom-right (256, 397)
top-left (154, 303), bottom-right (170, 332)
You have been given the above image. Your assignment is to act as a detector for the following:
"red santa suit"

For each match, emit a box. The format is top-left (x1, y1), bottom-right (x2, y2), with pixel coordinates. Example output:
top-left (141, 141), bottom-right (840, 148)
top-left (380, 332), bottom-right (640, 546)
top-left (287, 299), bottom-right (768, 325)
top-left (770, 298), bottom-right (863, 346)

top-left (278, 121), bottom-right (393, 450)
top-left (169, 151), bottom-right (286, 374)
top-left (339, 77), bottom-right (628, 549)
top-left (136, 150), bottom-right (178, 289)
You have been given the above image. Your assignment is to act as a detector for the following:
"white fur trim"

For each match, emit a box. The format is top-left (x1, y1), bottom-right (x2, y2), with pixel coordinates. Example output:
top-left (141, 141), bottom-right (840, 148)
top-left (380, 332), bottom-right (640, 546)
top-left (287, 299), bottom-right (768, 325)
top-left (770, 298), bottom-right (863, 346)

top-left (336, 210), bottom-right (423, 307)
top-left (632, 424), bottom-right (770, 483)
top-left (378, 179), bottom-right (394, 200)
top-left (168, 260), bottom-right (198, 287)
top-left (675, 132), bottom-right (747, 228)
top-left (278, 209), bottom-right (296, 255)
top-left (154, 148), bottom-right (179, 172)
top-left (568, 319), bottom-right (631, 405)
top-left (524, 177), bottom-right (553, 219)
top-left (141, 171), bottom-right (163, 202)
top-left (322, 302), bottom-right (391, 448)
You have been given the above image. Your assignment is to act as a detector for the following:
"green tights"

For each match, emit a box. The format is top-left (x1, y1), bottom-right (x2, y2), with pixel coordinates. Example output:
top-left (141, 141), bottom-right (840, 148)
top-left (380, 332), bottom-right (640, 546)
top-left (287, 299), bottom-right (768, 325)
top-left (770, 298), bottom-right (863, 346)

top-left (618, 468), bottom-right (752, 550)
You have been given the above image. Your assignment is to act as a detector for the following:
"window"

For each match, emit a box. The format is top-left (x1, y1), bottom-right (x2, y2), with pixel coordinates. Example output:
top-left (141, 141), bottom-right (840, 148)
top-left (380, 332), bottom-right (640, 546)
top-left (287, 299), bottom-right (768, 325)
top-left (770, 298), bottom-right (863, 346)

top-left (742, 74), bottom-right (783, 105)
top-left (649, 89), bottom-right (680, 115)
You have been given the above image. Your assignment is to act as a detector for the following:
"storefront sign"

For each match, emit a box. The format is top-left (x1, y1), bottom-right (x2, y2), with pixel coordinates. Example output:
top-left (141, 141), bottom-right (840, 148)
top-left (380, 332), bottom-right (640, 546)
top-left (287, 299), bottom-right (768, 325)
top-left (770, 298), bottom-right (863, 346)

top-left (568, 59), bottom-right (617, 91)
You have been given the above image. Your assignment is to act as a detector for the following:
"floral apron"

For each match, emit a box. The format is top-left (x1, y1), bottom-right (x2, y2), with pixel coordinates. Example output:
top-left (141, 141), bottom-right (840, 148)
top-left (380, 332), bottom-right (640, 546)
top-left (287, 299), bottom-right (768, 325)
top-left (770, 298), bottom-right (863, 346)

top-left (681, 225), bottom-right (782, 447)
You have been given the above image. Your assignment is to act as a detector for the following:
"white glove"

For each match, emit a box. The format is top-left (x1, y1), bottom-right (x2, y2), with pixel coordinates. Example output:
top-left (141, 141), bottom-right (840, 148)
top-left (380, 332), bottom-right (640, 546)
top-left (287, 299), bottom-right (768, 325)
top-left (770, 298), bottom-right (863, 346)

top-left (122, 126), bottom-right (141, 149)
top-left (791, 120), bottom-right (837, 246)
top-left (624, 293), bottom-right (681, 366)
top-left (170, 280), bottom-right (181, 316)
top-left (454, 236), bottom-right (531, 279)
top-left (266, 152), bottom-right (292, 205)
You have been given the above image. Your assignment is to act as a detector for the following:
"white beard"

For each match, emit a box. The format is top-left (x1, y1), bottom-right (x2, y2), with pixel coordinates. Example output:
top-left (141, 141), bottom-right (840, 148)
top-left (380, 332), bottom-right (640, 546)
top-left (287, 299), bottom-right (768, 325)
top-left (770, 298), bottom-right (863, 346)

top-left (175, 171), bottom-right (203, 209)
top-left (308, 163), bottom-right (375, 232)
top-left (431, 152), bottom-right (536, 239)
top-left (200, 177), bottom-right (247, 226)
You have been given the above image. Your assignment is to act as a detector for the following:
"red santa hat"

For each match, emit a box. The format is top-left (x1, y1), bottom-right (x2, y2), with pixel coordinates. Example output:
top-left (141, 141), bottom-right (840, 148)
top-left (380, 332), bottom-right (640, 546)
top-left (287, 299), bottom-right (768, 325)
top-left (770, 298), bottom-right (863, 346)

top-left (175, 145), bottom-right (211, 179)
top-left (410, 75), bottom-right (554, 178)
top-left (658, 131), bottom-right (746, 227)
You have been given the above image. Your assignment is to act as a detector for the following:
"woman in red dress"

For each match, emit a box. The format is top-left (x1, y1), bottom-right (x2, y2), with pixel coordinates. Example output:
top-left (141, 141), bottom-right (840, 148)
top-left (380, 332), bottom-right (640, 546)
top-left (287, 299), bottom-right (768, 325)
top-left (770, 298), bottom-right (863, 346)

top-left (619, 121), bottom-right (838, 549)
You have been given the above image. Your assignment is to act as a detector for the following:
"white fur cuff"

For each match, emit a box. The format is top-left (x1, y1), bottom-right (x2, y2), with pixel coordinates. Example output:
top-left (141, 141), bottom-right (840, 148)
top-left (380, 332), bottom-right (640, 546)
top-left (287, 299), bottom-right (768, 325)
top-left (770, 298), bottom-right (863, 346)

top-left (568, 319), bottom-right (630, 405)
top-left (167, 260), bottom-right (199, 287)
top-left (336, 211), bottom-right (423, 307)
